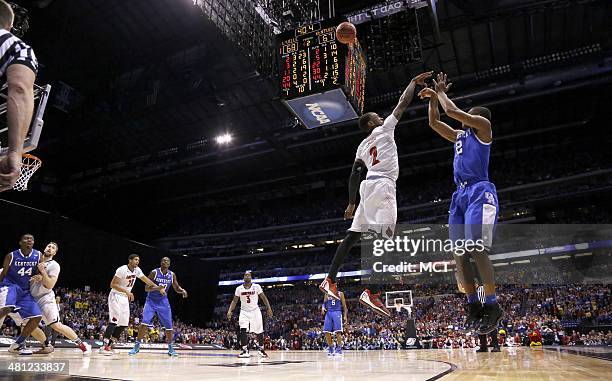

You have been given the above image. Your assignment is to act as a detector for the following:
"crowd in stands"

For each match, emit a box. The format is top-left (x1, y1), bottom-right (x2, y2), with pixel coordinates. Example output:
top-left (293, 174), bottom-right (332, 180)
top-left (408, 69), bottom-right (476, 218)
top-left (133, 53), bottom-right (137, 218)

top-left (210, 283), bottom-right (611, 350)
top-left (1, 282), bottom-right (609, 351)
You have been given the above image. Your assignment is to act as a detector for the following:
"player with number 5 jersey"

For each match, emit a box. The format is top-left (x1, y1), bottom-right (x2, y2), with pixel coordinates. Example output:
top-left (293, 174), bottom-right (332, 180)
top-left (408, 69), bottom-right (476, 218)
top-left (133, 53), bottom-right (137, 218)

top-left (319, 71), bottom-right (433, 318)
top-left (0, 233), bottom-right (44, 355)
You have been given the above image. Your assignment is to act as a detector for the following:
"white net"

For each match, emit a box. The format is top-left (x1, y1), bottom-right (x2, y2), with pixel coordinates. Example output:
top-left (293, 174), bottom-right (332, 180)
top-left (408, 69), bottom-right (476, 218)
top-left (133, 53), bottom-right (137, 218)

top-left (13, 154), bottom-right (41, 191)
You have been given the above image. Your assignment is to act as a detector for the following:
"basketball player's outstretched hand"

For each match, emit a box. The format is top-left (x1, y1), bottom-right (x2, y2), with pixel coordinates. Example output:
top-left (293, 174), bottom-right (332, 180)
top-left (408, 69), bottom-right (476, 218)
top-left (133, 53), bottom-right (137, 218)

top-left (418, 87), bottom-right (437, 100)
top-left (344, 203), bottom-right (356, 219)
top-left (0, 151), bottom-right (22, 192)
top-left (181, 290), bottom-right (188, 298)
top-left (226, 311), bottom-right (232, 320)
top-left (127, 292), bottom-right (134, 302)
top-left (412, 71), bottom-right (433, 86)
top-left (433, 72), bottom-right (452, 93)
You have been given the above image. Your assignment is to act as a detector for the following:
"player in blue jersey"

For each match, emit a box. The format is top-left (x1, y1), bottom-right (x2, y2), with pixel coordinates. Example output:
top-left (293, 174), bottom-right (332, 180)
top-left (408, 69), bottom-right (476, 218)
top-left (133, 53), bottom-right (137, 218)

top-left (129, 257), bottom-right (188, 356)
top-left (0, 233), bottom-right (45, 355)
top-left (322, 291), bottom-right (347, 356)
top-left (419, 73), bottom-right (503, 335)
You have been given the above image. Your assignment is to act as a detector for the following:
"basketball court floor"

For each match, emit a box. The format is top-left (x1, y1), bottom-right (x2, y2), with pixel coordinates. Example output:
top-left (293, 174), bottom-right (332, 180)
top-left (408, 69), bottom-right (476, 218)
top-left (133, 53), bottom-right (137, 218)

top-left (0, 347), bottom-right (610, 381)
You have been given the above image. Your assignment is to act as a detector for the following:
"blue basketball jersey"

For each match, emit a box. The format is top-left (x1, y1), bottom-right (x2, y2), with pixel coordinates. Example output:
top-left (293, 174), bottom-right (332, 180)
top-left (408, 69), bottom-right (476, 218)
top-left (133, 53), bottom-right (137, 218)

top-left (324, 296), bottom-right (342, 312)
top-left (453, 128), bottom-right (490, 186)
top-left (146, 268), bottom-right (173, 302)
top-left (3, 249), bottom-right (41, 290)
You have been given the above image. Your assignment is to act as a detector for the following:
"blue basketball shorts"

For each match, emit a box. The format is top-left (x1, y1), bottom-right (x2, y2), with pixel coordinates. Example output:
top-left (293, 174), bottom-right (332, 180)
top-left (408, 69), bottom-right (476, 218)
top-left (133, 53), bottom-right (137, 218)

top-left (142, 298), bottom-right (173, 329)
top-left (449, 181), bottom-right (498, 250)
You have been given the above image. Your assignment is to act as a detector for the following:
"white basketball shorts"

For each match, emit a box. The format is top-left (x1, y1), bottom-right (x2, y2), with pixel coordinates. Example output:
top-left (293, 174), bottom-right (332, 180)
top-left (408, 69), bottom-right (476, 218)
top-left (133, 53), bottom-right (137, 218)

top-left (238, 308), bottom-right (263, 334)
top-left (108, 291), bottom-right (130, 327)
top-left (349, 177), bottom-right (397, 238)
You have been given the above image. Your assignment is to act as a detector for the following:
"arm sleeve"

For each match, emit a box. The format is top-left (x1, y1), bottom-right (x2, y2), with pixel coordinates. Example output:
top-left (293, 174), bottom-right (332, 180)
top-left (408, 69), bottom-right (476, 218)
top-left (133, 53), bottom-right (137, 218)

top-left (8, 41), bottom-right (38, 74)
top-left (381, 114), bottom-right (399, 134)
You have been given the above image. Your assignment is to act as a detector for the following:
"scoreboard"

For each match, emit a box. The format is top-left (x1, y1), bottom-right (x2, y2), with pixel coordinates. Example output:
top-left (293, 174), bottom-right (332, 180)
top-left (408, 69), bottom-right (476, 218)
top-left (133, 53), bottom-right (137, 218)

top-left (279, 21), bottom-right (345, 98)
top-left (278, 19), bottom-right (366, 129)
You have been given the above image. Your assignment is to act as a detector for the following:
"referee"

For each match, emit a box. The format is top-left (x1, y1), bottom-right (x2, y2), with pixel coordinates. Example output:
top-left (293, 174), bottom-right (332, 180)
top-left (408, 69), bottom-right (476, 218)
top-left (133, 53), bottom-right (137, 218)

top-left (0, 0), bottom-right (37, 191)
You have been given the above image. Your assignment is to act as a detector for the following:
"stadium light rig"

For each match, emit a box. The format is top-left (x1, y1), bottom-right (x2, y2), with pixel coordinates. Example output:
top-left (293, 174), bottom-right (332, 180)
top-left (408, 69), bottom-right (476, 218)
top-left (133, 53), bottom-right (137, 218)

top-left (216, 133), bottom-right (232, 145)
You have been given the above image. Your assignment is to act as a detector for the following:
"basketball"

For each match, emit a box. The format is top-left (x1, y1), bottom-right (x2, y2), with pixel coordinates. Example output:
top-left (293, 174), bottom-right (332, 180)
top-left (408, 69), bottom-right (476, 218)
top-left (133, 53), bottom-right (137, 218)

top-left (336, 22), bottom-right (356, 44)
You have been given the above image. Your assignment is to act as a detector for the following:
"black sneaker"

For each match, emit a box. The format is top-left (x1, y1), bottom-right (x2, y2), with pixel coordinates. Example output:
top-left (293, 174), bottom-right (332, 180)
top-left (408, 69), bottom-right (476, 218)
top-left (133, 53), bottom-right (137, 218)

top-left (238, 349), bottom-right (250, 358)
top-left (476, 303), bottom-right (504, 335)
top-left (465, 302), bottom-right (484, 330)
top-left (476, 346), bottom-right (488, 353)
top-left (257, 349), bottom-right (268, 358)
top-left (491, 346), bottom-right (501, 352)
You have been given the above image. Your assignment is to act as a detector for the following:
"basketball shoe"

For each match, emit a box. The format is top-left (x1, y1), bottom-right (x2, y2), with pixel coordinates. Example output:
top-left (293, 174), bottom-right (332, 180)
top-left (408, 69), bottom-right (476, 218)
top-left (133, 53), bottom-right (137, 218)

top-left (359, 289), bottom-right (390, 317)
top-left (101, 345), bottom-right (114, 356)
top-left (476, 303), bottom-right (504, 335)
top-left (319, 277), bottom-right (340, 300)
top-left (464, 302), bottom-right (484, 330)
top-left (238, 349), bottom-right (250, 358)
top-left (168, 345), bottom-right (178, 357)
top-left (80, 342), bottom-right (92, 356)
top-left (9, 342), bottom-right (33, 355)
top-left (33, 344), bottom-right (54, 355)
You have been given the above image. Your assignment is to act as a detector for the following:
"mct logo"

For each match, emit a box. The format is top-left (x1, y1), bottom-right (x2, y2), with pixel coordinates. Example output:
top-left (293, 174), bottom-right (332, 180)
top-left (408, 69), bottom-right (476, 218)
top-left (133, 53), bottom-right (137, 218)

top-left (305, 103), bottom-right (331, 124)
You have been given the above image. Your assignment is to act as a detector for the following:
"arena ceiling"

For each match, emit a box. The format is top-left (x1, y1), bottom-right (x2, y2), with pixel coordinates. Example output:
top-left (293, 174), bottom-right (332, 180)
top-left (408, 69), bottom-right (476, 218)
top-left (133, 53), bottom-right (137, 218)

top-left (3, 0), bottom-right (610, 237)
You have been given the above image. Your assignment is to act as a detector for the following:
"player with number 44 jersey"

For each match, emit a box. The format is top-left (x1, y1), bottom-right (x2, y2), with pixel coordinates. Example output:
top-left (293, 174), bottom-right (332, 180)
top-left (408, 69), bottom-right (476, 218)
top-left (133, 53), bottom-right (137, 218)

top-left (0, 234), bottom-right (44, 355)
top-left (319, 72), bottom-right (434, 318)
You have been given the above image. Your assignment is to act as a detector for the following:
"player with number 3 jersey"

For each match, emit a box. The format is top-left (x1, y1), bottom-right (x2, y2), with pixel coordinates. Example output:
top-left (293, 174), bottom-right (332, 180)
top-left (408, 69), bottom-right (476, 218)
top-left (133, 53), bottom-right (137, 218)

top-left (319, 72), bottom-right (433, 318)
top-left (227, 271), bottom-right (273, 358)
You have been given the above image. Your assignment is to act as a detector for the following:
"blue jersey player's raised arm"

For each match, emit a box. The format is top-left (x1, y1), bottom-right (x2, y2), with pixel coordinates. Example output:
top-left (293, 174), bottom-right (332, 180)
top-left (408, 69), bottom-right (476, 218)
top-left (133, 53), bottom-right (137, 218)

top-left (129, 256), bottom-right (187, 357)
top-left (419, 73), bottom-right (503, 336)
top-left (0, 233), bottom-right (46, 355)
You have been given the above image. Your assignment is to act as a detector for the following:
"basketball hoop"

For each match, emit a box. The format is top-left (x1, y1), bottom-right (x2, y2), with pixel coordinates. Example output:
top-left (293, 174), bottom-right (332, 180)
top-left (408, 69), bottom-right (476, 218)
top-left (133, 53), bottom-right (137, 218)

top-left (13, 153), bottom-right (42, 191)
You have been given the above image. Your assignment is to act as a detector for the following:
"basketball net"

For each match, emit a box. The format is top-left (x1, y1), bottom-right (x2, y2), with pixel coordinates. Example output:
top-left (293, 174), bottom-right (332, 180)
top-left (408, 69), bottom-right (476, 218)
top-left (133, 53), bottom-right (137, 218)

top-left (13, 153), bottom-right (42, 191)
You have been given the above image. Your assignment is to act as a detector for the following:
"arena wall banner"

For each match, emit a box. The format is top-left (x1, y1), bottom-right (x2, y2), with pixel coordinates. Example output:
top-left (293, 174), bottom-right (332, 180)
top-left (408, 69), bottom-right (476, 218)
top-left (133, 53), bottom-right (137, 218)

top-left (0, 336), bottom-right (225, 350)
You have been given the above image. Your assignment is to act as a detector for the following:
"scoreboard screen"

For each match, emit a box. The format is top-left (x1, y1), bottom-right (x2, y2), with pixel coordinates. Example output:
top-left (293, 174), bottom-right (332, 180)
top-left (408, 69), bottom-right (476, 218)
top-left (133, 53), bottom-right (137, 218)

top-left (278, 20), bottom-right (348, 99)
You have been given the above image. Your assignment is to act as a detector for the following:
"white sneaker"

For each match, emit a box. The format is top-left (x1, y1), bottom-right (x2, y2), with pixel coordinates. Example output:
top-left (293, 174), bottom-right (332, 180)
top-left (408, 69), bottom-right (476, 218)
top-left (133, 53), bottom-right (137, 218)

top-left (8, 343), bottom-right (19, 354)
top-left (257, 349), bottom-right (268, 358)
top-left (9, 343), bottom-right (33, 356)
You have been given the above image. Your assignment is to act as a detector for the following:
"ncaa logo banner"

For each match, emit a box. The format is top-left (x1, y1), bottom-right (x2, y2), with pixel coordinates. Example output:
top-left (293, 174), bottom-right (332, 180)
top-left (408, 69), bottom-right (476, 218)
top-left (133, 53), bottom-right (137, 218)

top-left (284, 88), bottom-right (359, 129)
